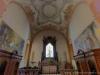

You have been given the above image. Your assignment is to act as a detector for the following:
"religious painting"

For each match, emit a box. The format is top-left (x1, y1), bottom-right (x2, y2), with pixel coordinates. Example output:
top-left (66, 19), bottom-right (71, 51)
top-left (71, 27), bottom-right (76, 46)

top-left (0, 21), bottom-right (25, 55)
top-left (74, 22), bottom-right (100, 54)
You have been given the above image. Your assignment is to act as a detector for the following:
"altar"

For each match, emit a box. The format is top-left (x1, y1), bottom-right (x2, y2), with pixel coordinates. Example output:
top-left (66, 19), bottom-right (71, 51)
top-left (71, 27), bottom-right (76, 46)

top-left (42, 65), bottom-right (57, 74)
top-left (39, 59), bottom-right (58, 74)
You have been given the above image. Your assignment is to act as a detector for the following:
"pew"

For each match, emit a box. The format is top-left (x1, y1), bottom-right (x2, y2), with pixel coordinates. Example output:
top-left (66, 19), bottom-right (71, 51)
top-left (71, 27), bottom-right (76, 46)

top-left (0, 49), bottom-right (22, 75)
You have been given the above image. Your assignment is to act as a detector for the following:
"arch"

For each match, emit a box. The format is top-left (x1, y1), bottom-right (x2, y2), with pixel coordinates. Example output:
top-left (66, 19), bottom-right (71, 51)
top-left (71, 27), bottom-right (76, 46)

top-left (30, 30), bottom-right (69, 64)
top-left (2, 1), bottom-right (32, 67)
top-left (8, 1), bottom-right (37, 41)
top-left (42, 36), bottom-right (57, 60)
top-left (32, 28), bottom-right (67, 43)
top-left (9, 1), bottom-right (35, 25)
top-left (3, 1), bottom-right (30, 40)
top-left (9, 1), bottom-right (27, 14)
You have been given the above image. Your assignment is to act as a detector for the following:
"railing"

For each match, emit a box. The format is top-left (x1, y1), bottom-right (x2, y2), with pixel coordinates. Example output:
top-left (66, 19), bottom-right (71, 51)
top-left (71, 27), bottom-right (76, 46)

top-left (18, 72), bottom-right (97, 75)
top-left (18, 68), bottom-right (98, 75)
top-left (63, 72), bottom-right (97, 75)
top-left (18, 68), bottom-right (39, 75)
top-left (60, 69), bottom-right (97, 75)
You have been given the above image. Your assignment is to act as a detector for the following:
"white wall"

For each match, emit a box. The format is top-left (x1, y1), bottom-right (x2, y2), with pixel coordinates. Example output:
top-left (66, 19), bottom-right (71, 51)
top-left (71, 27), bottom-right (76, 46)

top-left (69, 3), bottom-right (94, 55)
top-left (30, 30), bottom-right (68, 66)
top-left (70, 3), bottom-right (94, 41)
top-left (3, 3), bottom-right (30, 40)
top-left (2, 3), bottom-right (30, 67)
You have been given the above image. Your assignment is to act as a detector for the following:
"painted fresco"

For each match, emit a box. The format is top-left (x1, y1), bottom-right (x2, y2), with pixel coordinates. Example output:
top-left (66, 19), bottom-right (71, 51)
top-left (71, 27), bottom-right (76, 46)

top-left (0, 21), bottom-right (24, 55)
top-left (74, 22), bottom-right (100, 54)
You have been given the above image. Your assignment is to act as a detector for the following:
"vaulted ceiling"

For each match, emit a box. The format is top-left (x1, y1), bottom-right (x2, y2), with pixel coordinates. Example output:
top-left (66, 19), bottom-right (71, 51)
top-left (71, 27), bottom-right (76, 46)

top-left (22, 0), bottom-right (75, 38)
top-left (1, 0), bottom-right (100, 40)
top-left (1, 0), bottom-right (75, 39)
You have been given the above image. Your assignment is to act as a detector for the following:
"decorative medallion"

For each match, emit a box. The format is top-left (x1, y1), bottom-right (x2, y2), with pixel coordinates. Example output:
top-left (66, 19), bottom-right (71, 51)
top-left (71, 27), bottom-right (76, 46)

top-left (43, 4), bottom-right (57, 18)
top-left (31, 0), bottom-right (70, 25)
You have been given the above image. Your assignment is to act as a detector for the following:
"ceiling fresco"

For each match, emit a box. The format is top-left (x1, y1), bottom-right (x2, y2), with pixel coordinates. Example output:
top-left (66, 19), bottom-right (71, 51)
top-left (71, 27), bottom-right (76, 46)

top-left (31, 0), bottom-right (71, 25)
top-left (0, 0), bottom-right (74, 38)
top-left (21, 0), bottom-right (74, 38)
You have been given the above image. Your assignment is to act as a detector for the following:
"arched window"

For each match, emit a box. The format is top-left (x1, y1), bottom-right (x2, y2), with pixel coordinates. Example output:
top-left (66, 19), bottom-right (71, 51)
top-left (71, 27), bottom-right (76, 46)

top-left (46, 43), bottom-right (54, 58)
top-left (42, 36), bottom-right (58, 61)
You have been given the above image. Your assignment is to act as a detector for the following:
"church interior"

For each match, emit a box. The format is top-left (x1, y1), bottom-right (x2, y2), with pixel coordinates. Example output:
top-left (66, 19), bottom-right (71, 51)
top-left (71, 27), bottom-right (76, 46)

top-left (0, 0), bottom-right (100, 75)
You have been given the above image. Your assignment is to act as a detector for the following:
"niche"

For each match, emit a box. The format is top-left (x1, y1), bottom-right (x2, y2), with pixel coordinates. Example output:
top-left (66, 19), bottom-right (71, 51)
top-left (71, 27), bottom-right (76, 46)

top-left (88, 60), bottom-right (97, 75)
top-left (42, 36), bottom-right (58, 61)
top-left (13, 62), bottom-right (19, 75)
top-left (0, 60), bottom-right (7, 75)
top-left (76, 61), bottom-right (81, 72)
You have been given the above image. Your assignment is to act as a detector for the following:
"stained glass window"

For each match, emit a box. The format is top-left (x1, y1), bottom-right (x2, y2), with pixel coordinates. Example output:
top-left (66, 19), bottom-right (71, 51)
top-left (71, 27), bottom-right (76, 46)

top-left (46, 43), bottom-right (54, 58)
